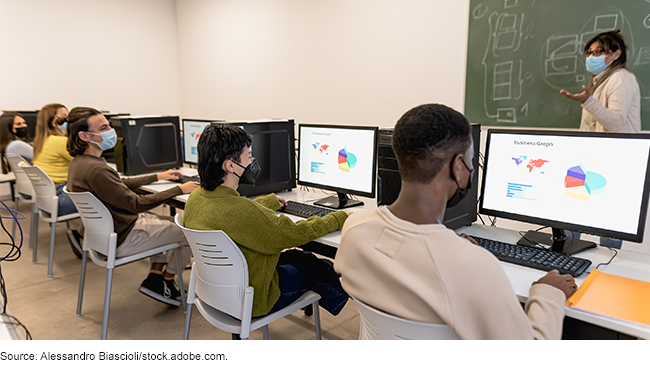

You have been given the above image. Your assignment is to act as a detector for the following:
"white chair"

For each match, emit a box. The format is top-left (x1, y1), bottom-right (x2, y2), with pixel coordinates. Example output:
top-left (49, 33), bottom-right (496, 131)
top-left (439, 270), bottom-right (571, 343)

top-left (5, 156), bottom-right (37, 256)
top-left (19, 163), bottom-right (80, 277)
top-left (353, 297), bottom-right (460, 340)
top-left (66, 189), bottom-right (186, 340)
top-left (175, 214), bottom-right (322, 340)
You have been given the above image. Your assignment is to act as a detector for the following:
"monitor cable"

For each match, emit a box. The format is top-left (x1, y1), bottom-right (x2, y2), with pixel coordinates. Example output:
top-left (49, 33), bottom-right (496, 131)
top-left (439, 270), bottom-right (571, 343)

top-left (594, 246), bottom-right (618, 272)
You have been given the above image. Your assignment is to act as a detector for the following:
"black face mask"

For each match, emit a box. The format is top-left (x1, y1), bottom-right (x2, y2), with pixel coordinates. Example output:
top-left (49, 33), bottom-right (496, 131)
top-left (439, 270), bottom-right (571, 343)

top-left (13, 127), bottom-right (28, 139)
top-left (233, 159), bottom-right (261, 185)
top-left (446, 157), bottom-right (474, 208)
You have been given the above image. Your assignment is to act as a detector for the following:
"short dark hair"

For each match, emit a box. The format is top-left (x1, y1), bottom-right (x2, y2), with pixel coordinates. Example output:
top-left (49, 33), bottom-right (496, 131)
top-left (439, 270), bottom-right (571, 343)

top-left (66, 107), bottom-right (102, 157)
top-left (393, 104), bottom-right (471, 183)
top-left (198, 124), bottom-right (253, 191)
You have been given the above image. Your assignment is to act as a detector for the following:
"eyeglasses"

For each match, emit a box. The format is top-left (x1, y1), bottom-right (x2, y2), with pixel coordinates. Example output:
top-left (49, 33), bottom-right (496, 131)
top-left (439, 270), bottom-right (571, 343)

top-left (585, 48), bottom-right (608, 57)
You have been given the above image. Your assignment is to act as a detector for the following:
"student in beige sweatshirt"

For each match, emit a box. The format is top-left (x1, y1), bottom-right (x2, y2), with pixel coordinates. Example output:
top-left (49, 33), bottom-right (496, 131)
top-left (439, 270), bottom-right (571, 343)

top-left (335, 103), bottom-right (577, 340)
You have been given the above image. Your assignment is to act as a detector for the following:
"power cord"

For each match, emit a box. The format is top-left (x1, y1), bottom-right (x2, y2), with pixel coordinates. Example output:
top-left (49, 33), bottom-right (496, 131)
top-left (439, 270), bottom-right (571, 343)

top-left (595, 245), bottom-right (618, 271)
top-left (0, 199), bottom-right (32, 340)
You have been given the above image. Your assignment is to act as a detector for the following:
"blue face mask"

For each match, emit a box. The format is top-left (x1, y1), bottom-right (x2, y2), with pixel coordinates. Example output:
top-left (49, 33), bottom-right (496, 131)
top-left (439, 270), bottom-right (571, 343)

top-left (59, 122), bottom-right (67, 132)
top-left (88, 129), bottom-right (117, 150)
top-left (585, 54), bottom-right (609, 74)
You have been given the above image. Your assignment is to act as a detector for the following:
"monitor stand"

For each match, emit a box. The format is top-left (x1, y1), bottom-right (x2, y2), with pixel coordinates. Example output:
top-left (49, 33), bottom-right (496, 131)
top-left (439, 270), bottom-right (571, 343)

top-left (517, 227), bottom-right (596, 255)
top-left (313, 192), bottom-right (364, 209)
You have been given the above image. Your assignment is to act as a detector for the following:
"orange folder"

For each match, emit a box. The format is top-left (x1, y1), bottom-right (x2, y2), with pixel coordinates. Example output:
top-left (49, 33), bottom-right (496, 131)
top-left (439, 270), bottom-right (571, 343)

top-left (566, 268), bottom-right (650, 328)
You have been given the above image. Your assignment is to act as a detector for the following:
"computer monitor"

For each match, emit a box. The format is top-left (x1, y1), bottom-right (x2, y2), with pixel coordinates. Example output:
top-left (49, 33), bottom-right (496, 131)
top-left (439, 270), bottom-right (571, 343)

top-left (297, 124), bottom-right (379, 209)
top-left (376, 124), bottom-right (481, 229)
top-left (479, 129), bottom-right (650, 255)
top-left (111, 115), bottom-right (182, 176)
top-left (211, 119), bottom-right (297, 197)
top-left (182, 119), bottom-right (212, 165)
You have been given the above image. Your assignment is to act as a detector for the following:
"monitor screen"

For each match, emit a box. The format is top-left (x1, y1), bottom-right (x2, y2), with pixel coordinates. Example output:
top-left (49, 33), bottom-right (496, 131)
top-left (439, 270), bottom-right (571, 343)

top-left (298, 124), bottom-right (378, 209)
top-left (112, 116), bottom-right (182, 175)
top-left (480, 129), bottom-right (650, 252)
top-left (182, 119), bottom-right (211, 165)
top-left (210, 120), bottom-right (297, 197)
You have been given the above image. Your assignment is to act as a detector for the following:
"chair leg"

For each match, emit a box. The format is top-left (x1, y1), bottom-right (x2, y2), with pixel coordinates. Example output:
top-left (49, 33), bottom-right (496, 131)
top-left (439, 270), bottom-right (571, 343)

top-left (32, 210), bottom-right (39, 263)
top-left (263, 325), bottom-right (269, 340)
top-left (101, 268), bottom-right (114, 340)
top-left (29, 204), bottom-right (38, 251)
top-left (77, 251), bottom-right (88, 316)
top-left (183, 303), bottom-right (193, 340)
top-left (313, 302), bottom-right (322, 340)
top-left (172, 248), bottom-right (187, 313)
top-left (48, 222), bottom-right (56, 277)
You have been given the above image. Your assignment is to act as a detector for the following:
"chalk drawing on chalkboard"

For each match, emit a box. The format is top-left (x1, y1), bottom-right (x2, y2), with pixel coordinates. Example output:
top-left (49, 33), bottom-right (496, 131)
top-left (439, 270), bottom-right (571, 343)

top-left (497, 108), bottom-right (517, 123)
top-left (644, 14), bottom-right (650, 29)
top-left (493, 62), bottom-right (514, 100)
top-left (635, 47), bottom-right (650, 66)
top-left (504, 0), bottom-right (518, 10)
top-left (594, 14), bottom-right (619, 32)
top-left (472, 3), bottom-right (489, 20)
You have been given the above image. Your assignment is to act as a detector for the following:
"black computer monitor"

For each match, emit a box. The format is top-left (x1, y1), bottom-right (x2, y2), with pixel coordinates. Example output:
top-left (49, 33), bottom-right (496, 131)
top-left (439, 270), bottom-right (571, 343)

top-left (210, 119), bottom-right (297, 197)
top-left (182, 119), bottom-right (212, 165)
top-left (111, 115), bottom-right (182, 176)
top-left (297, 124), bottom-right (379, 209)
top-left (479, 129), bottom-right (650, 255)
top-left (376, 124), bottom-right (481, 229)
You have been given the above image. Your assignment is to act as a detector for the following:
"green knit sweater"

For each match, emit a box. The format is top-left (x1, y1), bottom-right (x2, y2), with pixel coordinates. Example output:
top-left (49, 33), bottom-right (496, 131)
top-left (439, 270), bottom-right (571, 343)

top-left (183, 186), bottom-right (348, 317)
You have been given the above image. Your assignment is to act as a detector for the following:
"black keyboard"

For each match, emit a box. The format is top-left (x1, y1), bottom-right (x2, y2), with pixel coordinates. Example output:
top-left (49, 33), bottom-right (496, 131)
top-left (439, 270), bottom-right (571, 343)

top-left (281, 200), bottom-right (338, 218)
top-left (470, 235), bottom-right (592, 277)
top-left (177, 175), bottom-right (200, 184)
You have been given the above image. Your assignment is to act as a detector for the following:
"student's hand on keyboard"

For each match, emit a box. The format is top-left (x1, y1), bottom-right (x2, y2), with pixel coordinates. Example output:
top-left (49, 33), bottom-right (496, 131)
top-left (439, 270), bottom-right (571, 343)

top-left (276, 195), bottom-right (287, 208)
top-left (533, 270), bottom-right (578, 299)
top-left (458, 233), bottom-right (478, 245)
top-left (157, 169), bottom-right (182, 181)
top-left (179, 181), bottom-right (200, 194)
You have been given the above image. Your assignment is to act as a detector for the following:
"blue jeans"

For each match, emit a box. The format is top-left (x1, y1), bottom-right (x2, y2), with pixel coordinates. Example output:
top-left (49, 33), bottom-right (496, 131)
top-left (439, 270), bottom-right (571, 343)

top-left (55, 182), bottom-right (78, 216)
top-left (267, 249), bottom-right (349, 316)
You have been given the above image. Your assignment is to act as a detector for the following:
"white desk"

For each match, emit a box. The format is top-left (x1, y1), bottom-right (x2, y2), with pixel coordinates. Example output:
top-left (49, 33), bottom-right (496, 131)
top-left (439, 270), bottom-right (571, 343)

top-left (140, 179), bottom-right (650, 339)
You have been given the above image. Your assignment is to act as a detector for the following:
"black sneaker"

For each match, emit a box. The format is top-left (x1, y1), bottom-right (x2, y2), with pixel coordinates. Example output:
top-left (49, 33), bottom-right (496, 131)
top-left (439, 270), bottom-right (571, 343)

top-left (67, 230), bottom-right (83, 259)
top-left (138, 273), bottom-right (181, 307)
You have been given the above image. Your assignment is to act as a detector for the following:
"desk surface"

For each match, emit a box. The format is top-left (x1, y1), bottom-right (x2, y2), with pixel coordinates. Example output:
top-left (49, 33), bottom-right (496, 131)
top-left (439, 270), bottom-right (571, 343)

top-left (140, 177), bottom-right (650, 339)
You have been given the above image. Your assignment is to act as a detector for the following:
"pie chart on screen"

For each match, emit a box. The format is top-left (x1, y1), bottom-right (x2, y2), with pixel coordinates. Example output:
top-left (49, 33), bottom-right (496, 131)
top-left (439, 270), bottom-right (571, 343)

top-left (564, 163), bottom-right (606, 201)
top-left (338, 147), bottom-right (357, 172)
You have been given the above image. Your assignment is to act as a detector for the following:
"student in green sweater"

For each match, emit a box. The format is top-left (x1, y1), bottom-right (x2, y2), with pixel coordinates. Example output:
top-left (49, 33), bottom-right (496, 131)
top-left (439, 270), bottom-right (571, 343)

top-left (183, 124), bottom-right (350, 317)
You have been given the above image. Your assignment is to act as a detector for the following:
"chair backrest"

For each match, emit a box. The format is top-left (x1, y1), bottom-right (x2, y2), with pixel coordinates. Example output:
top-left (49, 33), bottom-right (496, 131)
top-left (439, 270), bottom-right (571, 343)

top-left (175, 214), bottom-right (249, 319)
top-left (19, 163), bottom-right (57, 216)
top-left (65, 190), bottom-right (115, 256)
top-left (354, 298), bottom-right (461, 340)
top-left (6, 155), bottom-right (35, 200)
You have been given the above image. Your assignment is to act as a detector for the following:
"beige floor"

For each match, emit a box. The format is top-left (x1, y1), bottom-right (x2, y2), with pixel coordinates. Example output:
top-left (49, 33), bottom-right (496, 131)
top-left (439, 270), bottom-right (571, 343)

top-left (0, 199), bottom-right (360, 340)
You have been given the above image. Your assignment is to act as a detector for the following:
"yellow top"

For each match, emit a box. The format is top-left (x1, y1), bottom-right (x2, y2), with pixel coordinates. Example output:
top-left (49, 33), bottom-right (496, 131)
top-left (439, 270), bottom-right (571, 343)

top-left (34, 135), bottom-right (73, 183)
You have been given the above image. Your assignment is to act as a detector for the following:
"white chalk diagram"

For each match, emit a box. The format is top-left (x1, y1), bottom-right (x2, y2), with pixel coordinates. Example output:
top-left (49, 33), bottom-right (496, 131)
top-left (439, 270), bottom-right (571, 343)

top-left (540, 7), bottom-right (637, 90)
top-left (474, 2), bottom-right (649, 125)
top-left (479, 1), bottom-right (533, 124)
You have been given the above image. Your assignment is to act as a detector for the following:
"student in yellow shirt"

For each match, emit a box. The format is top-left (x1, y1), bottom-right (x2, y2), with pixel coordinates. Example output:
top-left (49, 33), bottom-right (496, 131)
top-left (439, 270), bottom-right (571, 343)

top-left (33, 103), bottom-right (82, 257)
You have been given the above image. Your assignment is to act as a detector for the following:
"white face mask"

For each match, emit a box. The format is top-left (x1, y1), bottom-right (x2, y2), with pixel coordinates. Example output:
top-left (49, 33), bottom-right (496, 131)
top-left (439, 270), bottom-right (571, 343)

top-left (87, 129), bottom-right (117, 150)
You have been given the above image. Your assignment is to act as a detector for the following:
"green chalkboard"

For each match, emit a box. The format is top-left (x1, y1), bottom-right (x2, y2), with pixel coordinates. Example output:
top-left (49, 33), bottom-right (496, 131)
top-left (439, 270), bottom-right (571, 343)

top-left (464, 0), bottom-right (650, 129)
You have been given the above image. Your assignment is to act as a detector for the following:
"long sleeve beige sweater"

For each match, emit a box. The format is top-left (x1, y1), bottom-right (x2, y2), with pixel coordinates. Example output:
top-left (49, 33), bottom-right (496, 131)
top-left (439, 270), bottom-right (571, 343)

top-left (335, 206), bottom-right (566, 340)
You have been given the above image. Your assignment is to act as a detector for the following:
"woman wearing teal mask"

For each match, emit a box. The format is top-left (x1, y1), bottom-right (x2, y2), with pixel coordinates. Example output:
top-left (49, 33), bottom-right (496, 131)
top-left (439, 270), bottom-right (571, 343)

top-left (560, 30), bottom-right (640, 133)
top-left (33, 103), bottom-right (84, 258)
